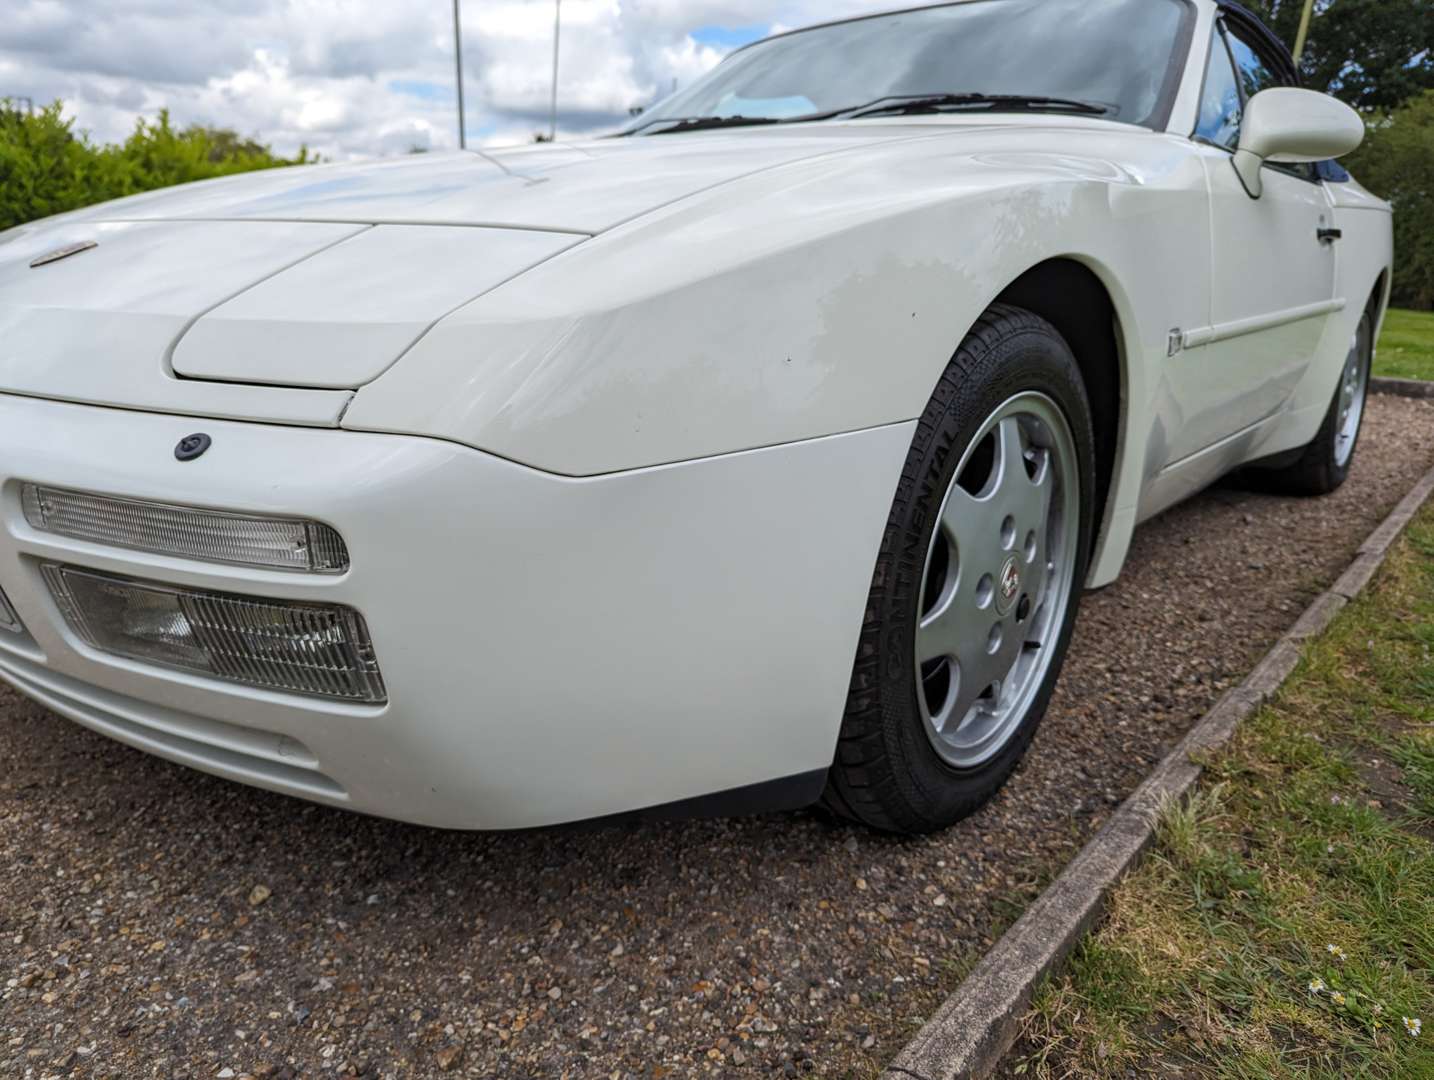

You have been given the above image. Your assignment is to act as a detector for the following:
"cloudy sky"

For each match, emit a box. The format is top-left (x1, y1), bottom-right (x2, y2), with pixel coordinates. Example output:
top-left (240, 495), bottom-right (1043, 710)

top-left (1, 0), bottom-right (899, 158)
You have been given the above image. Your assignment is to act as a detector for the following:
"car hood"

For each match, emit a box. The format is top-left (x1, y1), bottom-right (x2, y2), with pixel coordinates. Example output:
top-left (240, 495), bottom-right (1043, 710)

top-left (0, 216), bottom-right (586, 403)
top-left (59, 127), bottom-right (932, 235)
top-left (0, 127), bottom-right (951, 397)
top-left (1, 119), bottom-right (1120, 405)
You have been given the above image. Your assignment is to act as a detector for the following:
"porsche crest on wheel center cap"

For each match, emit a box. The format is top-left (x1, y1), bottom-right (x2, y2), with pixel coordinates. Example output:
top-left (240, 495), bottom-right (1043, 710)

top-left (995, 555), bottom-right (1021, 616)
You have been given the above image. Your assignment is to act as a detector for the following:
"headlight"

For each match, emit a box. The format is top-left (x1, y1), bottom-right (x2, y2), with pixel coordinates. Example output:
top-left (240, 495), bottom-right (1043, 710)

top-left (42, 564), bottom-right (386, 703)
top-left (21, 485), bottom-right (349, 574)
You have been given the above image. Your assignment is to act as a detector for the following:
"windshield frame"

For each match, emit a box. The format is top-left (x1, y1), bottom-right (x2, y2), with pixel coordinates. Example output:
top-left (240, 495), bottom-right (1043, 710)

top-left (625, 0), bottom-right (1199, 135)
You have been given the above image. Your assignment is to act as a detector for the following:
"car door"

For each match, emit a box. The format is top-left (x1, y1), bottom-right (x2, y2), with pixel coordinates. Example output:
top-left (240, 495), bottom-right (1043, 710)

top-left (1164, 14), bottom-right (1338, 465)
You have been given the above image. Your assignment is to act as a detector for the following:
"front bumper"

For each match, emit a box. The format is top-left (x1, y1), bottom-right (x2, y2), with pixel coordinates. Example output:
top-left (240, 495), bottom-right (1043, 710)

top-left (0, 394), bottom-right (911, 828)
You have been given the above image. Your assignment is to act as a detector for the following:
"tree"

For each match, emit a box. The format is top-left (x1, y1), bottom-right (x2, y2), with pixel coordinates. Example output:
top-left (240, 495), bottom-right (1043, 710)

top-left (0, 101), bottom-right (313, 232)
top-left (0, 101), bottom-right (115, 228)
top-left (192, 126), bottom-right (279, 164)
top-left (1243, 0), bottom-right (1433, 112)
top-left (1342, 90), bottom-right (1434, 309)
top-left (116, 110), bottom-right (313, 191)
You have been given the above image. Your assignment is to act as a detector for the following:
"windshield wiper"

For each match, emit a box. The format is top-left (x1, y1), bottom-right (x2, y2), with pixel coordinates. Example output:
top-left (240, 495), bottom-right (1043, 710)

top-left (619, 93), bottom-right (1109, 137)
top-left (624, 114), bottom-right (785, 136)
top-left (840, 93), bottom-right (1112, 119)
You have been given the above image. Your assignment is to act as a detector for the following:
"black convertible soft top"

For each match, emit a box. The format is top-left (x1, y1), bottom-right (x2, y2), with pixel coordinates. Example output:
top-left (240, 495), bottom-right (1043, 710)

top-left (1217, 1), bottom-right (1302, 85)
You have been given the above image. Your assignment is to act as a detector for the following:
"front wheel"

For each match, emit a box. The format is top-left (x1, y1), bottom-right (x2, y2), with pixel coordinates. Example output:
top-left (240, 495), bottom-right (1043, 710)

top-left (823, 304), bottom-right (1096, 834)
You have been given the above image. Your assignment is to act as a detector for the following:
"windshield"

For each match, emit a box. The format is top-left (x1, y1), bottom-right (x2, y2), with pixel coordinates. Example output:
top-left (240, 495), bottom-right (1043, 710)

top-left (623, 0), bottom-right (1192, 134)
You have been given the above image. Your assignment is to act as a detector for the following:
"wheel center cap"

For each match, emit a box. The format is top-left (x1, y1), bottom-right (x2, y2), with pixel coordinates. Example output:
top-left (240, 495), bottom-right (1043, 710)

top-left (995, 555), bottom-right (1021, 616)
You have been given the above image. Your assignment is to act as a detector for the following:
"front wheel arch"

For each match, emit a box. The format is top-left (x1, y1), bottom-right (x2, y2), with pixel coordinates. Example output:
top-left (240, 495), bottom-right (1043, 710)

top-left (991, 259), bottom-right (1124, 576)
top-left (822, 302), bottom-right (1097, 833)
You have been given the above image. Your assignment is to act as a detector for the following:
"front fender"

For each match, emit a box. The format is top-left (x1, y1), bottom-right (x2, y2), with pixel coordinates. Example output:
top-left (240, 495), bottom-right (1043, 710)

top-left (343, 128), bottom-right (1207, 482)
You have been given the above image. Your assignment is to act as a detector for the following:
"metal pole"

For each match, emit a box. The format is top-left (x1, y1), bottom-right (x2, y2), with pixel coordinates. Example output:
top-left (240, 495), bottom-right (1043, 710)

top-left (549, 0), bottom-right (561, 141)
top-left (453, 0), bottom-right (467, 148)
top-left (1292, 0), bottom-right (1315, 63)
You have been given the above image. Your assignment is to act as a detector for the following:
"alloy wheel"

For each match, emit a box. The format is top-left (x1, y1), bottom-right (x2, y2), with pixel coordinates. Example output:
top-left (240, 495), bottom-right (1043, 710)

top-left (1334, 316), bottom-right (1371, 469)
top-left (914, 392), bottom-right (1080, 769)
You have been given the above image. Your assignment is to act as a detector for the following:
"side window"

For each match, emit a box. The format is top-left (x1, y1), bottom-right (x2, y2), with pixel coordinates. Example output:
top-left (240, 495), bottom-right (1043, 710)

top-left (1194, 18), bottom-right (1320, 181)
top-left (1195, 27), bottom-right (1242, 149)
top-left (1224, 30), bottom-right (1278, 101)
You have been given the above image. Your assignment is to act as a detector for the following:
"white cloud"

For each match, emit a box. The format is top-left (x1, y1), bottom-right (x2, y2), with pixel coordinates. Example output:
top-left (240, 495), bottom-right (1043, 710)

top-left (0, 0), bottom-right (894, 158)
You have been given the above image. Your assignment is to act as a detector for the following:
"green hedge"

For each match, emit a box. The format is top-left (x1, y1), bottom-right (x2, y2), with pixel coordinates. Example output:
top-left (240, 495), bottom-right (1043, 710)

top-left (1345, 91), bottom-right (1434, 311)
top-left (0, 101), bottom-right (312, 233)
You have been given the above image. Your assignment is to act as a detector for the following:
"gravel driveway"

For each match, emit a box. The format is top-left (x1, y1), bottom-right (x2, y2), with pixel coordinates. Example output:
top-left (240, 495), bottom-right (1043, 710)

top-left (5, 393), bottom-right (1434, 1080)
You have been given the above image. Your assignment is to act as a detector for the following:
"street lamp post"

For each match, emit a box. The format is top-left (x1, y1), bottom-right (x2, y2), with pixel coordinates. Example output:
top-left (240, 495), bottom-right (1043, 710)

top-left (1292, 0), bottom-right (1315, 63)
top-left (453, 0), bottom-right (467, 148)
top-left (549, 0), bottom-right (561, 141)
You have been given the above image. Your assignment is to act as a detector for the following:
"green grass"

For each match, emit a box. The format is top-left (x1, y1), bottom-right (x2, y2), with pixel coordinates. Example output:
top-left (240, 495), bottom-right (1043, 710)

top-left (1375, 308), bottom-right (1434, 381)
top-left (1013, 510), bottom-right (1434, 1079)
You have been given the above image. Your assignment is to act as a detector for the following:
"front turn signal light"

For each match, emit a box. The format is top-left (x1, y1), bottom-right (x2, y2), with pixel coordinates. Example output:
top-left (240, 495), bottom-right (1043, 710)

top-left (22, 485), bottom-right (349, 574)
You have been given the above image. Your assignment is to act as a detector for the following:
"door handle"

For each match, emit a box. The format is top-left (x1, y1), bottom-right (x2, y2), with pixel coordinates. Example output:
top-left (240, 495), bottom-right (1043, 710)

top-left (1317, 227), bottom-right (1342, 244)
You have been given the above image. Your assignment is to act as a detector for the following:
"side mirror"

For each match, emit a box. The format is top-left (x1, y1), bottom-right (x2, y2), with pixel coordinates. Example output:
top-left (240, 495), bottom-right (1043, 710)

top-left (1233, 87), bottom-right (1364, 197)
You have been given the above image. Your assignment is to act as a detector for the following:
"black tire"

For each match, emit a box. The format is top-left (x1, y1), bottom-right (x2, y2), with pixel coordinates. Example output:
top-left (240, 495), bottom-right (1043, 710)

top-left (822, 303), bottom-right (1096, 834)
top-left (1252, 311), bottom-right (1373, 496)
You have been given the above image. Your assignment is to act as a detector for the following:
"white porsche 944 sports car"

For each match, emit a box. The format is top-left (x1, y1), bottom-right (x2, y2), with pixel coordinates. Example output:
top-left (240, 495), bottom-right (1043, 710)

top-left (0, 0), bottom-right (1389, 832)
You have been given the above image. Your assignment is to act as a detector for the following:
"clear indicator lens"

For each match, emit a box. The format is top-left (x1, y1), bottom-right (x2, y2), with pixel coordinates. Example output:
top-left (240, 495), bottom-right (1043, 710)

top-left (22, 485), bottom-right (349, 574)
top-left (42, 564), bottom-right (386, 703)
